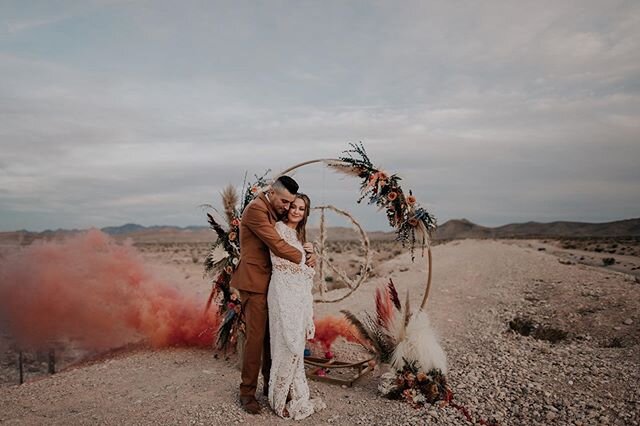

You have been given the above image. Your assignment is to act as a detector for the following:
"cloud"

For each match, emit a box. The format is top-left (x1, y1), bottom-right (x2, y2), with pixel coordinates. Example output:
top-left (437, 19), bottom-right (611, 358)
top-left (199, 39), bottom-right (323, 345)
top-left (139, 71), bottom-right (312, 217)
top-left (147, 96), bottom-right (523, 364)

top-left (0, 1), bottom-right (639, 231)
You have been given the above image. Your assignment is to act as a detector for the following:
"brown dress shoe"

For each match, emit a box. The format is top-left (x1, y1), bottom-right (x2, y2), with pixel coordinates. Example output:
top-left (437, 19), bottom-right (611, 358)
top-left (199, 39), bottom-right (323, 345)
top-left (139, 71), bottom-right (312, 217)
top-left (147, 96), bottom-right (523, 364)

top-left (240, 396), bottom-right (261, 414)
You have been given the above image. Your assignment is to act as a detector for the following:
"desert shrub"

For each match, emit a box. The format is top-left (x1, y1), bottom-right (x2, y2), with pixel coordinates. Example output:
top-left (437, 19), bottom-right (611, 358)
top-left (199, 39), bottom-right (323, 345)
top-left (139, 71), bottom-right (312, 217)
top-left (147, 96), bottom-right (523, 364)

top-left (602, 257), bottom-right (615, 266)
top-left (509, 317), bottom-right (536, 336)
top-left (604, 337), bottom-right (624, 348)
top-left (509, 317), bottom-right (567, 343)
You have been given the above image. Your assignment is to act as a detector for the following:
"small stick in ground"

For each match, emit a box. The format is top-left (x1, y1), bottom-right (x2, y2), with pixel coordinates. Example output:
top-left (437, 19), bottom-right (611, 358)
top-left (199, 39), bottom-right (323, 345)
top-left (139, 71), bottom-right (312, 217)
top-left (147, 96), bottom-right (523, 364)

top-left (48, 349), bottom-right (56, 374)
top-left (18, 351), bottom-right (24, 385)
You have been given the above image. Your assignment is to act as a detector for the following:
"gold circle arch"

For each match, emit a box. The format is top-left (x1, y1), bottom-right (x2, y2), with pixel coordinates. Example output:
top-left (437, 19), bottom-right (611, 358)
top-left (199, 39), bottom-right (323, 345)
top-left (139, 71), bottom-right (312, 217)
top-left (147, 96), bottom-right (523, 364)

top-left (273, 158), bottom-right (434, 311)
top-left (310, 204), bottom-right (371, 303)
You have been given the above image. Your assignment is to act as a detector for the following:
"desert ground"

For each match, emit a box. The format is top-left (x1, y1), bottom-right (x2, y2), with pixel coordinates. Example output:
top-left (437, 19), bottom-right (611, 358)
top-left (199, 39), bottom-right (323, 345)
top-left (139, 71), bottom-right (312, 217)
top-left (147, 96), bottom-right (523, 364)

top-left (1, 238), bottom-right (639, 425)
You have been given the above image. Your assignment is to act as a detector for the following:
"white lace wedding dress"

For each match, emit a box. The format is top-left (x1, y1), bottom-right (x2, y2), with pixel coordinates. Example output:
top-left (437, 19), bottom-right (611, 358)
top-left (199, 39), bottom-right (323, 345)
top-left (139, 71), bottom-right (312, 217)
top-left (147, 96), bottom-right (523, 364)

top-left (268, 221), bottom-right (326, 420)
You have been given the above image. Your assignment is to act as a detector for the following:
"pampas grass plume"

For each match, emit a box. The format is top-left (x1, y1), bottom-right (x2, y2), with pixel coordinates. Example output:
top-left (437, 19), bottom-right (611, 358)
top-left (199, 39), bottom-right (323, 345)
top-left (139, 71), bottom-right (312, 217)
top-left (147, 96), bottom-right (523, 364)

top-left (391, 310), bottom-right (447, 374)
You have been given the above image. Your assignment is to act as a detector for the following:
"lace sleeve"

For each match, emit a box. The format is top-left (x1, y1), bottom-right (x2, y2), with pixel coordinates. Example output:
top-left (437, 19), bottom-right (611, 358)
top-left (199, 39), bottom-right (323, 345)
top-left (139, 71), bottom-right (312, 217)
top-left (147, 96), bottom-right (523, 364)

top-left (271, 223), bottom-right (306, 274)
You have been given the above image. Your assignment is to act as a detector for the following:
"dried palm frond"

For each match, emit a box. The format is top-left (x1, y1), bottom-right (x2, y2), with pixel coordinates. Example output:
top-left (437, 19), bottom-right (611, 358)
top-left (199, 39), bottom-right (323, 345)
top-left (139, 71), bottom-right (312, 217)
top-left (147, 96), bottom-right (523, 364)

top-left (215, 308), bottom-right (238, 350)
top-left (207, 213), bottom-right (227, 239)
top-left (375, 285), bottom-right (394, 330)
top-left (204, 284), bottom-right (219, 313)
top-left (221, 185), bottom-right (239, 224)
top-left (340, 310), bottom-right (375, 351)
top-left (395, 291), bottom-right (412, 344)
top-left (363, 313), bottom-right (396, 363)
top-left (342, 308), bottom-right (398, 363)
top-left (387, 278), bottom-right (401, 311)
top-left (403, 291), bottom-right (412, 327)
top-left (326, 160), bottom-right (366, 179)
top-left (204, 256), bottom-right (228, 278)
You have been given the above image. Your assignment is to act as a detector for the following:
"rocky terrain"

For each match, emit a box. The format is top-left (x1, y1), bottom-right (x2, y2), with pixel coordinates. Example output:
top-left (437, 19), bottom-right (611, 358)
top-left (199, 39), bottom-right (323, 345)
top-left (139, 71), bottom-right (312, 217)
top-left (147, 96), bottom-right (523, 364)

top-left (1, 239), bottom-right (638, 425)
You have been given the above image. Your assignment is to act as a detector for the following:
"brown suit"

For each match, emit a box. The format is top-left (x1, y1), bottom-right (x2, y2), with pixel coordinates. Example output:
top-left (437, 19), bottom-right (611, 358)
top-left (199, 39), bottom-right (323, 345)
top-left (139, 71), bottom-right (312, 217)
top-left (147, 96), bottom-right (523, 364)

top-left (230, 193), bottom-right (302, 398)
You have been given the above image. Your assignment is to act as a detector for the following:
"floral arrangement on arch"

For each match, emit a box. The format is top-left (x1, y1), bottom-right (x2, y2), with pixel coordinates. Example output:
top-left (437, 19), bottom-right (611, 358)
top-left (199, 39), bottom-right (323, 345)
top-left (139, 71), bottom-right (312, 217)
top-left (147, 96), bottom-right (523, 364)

top-left (203, 171), bottom-right (270, 351)
top-left (329, 143), bottom-right (436, 260)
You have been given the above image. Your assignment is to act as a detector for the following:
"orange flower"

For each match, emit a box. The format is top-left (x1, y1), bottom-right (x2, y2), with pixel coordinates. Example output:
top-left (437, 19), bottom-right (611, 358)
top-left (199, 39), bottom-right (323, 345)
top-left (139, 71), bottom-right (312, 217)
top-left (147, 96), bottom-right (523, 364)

top-left (387, 191), bottom-right (398, 201)
top-left (231, 218), bottom-right (241, 227)
top-left (367, 171), bottom-right (389, 188)
top-left (228, 231), bottom-right (237, 241)
top-left (225, 265), bottom-right (233, 274)
top-left (408, 218), bottom-right (419, 227)
top-left (250, 186), bottom-right (259, 194)
top-left (406, 195), bottom-right (416, 205)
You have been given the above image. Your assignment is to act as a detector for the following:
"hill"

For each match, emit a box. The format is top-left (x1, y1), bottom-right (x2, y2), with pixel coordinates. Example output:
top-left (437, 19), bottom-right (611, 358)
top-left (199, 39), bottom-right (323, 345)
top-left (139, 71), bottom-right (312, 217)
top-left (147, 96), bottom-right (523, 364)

top-left (1, 218), bottom-right (639, 245)
top-left (431, 217), bottom-right (640, 239)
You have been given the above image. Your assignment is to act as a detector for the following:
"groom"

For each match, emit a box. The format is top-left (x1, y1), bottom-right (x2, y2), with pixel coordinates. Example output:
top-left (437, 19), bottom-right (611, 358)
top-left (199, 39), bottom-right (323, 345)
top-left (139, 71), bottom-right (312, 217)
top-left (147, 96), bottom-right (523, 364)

top-left (230, 175), bottom-right (316, 414)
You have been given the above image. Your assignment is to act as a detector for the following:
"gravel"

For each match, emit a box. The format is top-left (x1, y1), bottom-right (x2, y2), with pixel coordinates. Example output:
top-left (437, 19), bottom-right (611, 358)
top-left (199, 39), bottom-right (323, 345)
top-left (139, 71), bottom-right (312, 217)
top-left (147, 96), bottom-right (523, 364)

top-left (1, 239), bottom-right (638, 425)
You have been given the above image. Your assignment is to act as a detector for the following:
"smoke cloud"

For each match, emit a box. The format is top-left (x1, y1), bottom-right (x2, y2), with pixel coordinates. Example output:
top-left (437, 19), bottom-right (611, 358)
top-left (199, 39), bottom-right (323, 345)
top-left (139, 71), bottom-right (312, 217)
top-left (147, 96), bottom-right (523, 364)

top-left (0, 230), bottom-right (218, 351)
top-left (311, 315), bottom-right (360, 351)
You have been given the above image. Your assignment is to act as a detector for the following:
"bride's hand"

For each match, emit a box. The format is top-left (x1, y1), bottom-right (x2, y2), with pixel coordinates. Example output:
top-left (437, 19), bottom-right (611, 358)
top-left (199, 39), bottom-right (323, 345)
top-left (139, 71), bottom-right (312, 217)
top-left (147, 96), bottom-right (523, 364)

top-left (303, 242), bottom-right (314, 253)
top-left (305, 253), bottom-right (317, 268)
top-left (306, 323), bottom-right (315, 340)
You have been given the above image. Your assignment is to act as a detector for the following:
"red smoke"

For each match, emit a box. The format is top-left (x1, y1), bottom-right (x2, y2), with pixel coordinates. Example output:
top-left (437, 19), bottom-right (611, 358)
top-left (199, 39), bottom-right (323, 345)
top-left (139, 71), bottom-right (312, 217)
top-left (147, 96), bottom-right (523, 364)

top-left (311, 315), bottom-right (361, 351)
top-left (0, 230), bottom-right (219, 351)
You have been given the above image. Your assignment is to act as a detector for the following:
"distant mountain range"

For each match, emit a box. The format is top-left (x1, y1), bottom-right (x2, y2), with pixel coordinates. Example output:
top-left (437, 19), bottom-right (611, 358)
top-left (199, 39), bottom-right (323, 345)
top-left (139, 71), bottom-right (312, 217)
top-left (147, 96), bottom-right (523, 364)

top-left (1, 218), bottom-right (639, 245)
top-left (434, 218), bottom-right (640, 239)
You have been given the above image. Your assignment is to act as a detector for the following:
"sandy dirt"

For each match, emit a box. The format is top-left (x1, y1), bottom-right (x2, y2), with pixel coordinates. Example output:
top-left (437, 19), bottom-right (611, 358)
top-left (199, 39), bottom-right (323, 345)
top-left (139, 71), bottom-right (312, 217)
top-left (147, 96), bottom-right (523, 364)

top-left (1, 239), bottom-right (639, 425)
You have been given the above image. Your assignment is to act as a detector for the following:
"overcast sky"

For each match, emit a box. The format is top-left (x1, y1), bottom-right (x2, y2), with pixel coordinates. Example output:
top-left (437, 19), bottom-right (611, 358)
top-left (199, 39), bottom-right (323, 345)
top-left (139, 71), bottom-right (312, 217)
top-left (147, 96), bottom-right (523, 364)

top-left (1, 0), bottom-right (639, 232)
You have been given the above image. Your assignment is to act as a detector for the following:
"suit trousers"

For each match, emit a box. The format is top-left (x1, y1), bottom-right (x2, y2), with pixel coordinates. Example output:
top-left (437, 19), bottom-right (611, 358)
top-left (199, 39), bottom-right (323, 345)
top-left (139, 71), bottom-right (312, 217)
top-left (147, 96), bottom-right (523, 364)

top-left (239, 290), bottom-right (271, 397)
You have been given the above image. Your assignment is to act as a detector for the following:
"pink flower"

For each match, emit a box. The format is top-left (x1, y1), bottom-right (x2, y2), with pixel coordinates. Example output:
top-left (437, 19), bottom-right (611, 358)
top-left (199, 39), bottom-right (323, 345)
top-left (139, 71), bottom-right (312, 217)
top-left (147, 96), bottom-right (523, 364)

top-left (406, 195), bottom-right (416, 205)
top-left (231, 218), bottom-right (241, 227)
top-left (387, 192), bottom-right (398, 201)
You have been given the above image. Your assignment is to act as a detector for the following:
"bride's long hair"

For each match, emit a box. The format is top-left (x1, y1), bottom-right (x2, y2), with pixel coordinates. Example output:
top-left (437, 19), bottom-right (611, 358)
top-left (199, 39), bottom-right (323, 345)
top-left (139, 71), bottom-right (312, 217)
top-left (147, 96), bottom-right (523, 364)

top-left (290, 193), bottom-right (310, 243)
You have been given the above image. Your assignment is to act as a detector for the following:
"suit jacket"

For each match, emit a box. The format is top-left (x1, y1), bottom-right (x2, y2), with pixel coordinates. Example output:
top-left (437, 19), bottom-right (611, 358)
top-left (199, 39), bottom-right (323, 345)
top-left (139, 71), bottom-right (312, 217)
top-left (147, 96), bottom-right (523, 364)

top-left (230, 193), bottom-right (303, 294)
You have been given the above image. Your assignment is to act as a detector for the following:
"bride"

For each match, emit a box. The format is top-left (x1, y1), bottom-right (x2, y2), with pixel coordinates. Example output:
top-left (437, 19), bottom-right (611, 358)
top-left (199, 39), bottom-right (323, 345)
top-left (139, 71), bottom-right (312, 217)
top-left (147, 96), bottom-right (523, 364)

top-left (267, 193), bottom-right (325, 420)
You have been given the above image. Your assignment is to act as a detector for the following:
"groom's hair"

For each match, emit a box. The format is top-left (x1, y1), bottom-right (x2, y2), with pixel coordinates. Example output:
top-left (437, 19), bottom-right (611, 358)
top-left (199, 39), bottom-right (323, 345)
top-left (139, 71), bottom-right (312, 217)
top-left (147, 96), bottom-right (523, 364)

top-left (272, 175), bottom-right (299, 194)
